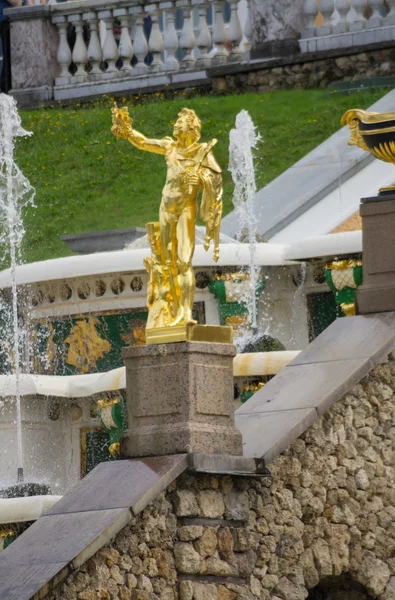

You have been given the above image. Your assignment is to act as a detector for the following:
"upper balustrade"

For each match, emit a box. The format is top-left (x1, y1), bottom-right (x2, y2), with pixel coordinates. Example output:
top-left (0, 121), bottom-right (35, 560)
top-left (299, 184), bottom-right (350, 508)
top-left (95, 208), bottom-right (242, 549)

top-left (300, 0), bottom-right (395, 52)
top-left (6, 0), bottom-right (252, 104)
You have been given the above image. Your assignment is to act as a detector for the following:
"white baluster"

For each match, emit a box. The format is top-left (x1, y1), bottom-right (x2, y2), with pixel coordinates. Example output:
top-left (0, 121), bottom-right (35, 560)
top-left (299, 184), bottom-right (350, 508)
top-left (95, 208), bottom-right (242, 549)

top-left (333, 0), bottom-right (350, 33)
top-left (317, 0), bottom-right (334, 35)
top-left (349, 0), bottom-right (366, 31)
top-left (52, 16), bottom-right (72, 86)
top-left (178, 2), bottom-right (196, 69)
top-left (147, 6), bottom-right (164, 71)
top-left (83, 11), bottom-right (103, 78)
top-left (130, 9), bottom-right (149, 74)
top-left (162, 7), bottom-right (180, 71)
top-left (98, 10), bottom-right (119, 76)
top-left (302, 0), bottom-right (318, 38)
top-left (243, 0), bottom-right (253, 52)
top-left (366, 0), bottom-right (383, 27)
top-left (196, 5), bottom-right (212, 67)
top-left (228, 0), bottom-right (242, 61)
top-left (211, 0), bottom-right (228, 64)
top-left (68, 14), bottom-right (88, 82)
top-left (114, 8), bottom-right (133, 74)
top-left (385, 0), bottom-right (395, 24)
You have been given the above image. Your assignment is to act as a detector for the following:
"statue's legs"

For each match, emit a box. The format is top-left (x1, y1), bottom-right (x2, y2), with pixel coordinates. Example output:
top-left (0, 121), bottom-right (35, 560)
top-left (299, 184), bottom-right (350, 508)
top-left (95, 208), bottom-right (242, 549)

top-left (159, 202), bottom-right (197, 326)
top-left (173, 203), bottom-right (197, 325)
top-left (159, 204), bottom-right (174, 261)
top-left (159, 205), bottom-right (180, 320)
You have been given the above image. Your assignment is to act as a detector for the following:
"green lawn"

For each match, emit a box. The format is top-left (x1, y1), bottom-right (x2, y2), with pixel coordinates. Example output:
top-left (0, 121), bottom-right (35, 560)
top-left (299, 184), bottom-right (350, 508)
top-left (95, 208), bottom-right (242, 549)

top-left (14, 88), bottom-right (387, 264)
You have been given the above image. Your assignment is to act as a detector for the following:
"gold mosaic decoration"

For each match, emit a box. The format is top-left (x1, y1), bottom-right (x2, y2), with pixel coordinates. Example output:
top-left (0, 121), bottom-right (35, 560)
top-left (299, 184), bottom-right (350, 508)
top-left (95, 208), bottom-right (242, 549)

top-left (65, 316), bottom-right (111, 373)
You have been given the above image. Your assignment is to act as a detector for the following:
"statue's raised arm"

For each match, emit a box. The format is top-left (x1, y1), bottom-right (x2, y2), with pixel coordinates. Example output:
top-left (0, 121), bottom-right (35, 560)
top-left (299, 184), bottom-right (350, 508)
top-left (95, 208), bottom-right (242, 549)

top-left (111, 103), bottom-right (171, 155)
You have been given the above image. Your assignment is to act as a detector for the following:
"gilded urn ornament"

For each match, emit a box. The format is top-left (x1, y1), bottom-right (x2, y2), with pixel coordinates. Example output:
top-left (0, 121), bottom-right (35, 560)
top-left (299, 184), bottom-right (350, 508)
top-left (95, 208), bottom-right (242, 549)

top-left (111, 103), bottom-right (231, 344)
top-left (341, 109), bottom-right (395, 192)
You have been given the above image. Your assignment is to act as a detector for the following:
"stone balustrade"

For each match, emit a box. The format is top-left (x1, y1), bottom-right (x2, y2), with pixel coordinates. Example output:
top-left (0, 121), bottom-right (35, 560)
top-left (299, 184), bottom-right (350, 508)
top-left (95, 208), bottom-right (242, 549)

top-left (6, 0), bottom-right (251, 105)
top-left (300, 0), bottom-right (395, 52)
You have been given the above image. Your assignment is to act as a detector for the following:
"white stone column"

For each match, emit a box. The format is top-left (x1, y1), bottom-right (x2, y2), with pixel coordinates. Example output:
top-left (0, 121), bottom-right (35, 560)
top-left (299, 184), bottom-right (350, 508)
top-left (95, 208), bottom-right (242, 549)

top-left (98, 9), bottom-right (119, 76)
top-left (83, 10), bottom-right (103, 78)
top-left (349, 0), bottom-right (366, 31)
top-left (68, 14), bottom-right (88, 82)
top-left (195, 4), bottom-right (212, 67)
top-left (114, 8), bottom-right (134, 74)
top-left (177, 0), bottom-right (196, 69)
top-left (227, 0), bottom-right (243, 61)
top-left (211, 0), bottom-right (228, 64)
top-left (161, 2), bottom-right (180, 71)
top-left (52, 16), bottom-right (72, 85)
top-left (385, 0), bottom-right (395, 24)
top-left (316, 0), bottom-right (333, 36)
top-left (301, 0), bottom-right (318, 38)
top-left (366, 0), bottom-right (383, 28)
top-left (146, 5), bottom-right (164, 71)
top-left (333, 0), bottom-right (350, 33)
top-left (130, 8), bottom-right (149, 74)
top-left (243, 0), bottom-right (253, 51)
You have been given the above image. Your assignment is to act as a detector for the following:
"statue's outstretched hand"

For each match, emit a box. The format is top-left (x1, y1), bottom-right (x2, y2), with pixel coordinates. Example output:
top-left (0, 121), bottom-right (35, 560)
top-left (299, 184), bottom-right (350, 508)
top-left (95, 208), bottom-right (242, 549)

top-left (111, 102), bottom-right (133, 140)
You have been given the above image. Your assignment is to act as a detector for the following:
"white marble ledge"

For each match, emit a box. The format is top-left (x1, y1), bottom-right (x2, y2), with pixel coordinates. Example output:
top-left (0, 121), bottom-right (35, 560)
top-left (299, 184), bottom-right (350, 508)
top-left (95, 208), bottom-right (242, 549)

top-left (0, 495), bottom-right (62, 525)
top-left (0, 351), bottom-right (299, 400)
top-left (53, 70), bottom-right (208, 101)
top-left (299, 24), bottom-right (395, 53)
top-left (52, 0), bottom-right (142, 16)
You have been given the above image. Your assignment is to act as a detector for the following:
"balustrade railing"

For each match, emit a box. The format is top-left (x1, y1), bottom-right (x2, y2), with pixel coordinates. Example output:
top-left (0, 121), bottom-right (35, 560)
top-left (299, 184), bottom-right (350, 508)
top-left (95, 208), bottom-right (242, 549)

top-left (300, 0), bottom-right (395, 52)
top-left (50, 0), bottom-right (251, 89)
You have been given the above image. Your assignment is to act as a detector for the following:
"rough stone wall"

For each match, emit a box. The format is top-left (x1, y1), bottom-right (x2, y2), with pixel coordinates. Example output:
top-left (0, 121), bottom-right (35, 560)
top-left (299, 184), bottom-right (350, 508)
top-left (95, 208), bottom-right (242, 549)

top-left (46, 354), bottom-right (395, 600)
top-left (10, 17), bottom-right (58, 89)
top-left (249, 0), bottom-right (304, 56)
top-left (211, 47), bottom-right (395, 94)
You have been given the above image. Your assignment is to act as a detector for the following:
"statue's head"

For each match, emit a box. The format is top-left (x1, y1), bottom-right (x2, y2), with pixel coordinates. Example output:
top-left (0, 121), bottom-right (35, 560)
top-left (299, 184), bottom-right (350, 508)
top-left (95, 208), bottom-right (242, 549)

top-left (173, 108), bottom-right (201, 142)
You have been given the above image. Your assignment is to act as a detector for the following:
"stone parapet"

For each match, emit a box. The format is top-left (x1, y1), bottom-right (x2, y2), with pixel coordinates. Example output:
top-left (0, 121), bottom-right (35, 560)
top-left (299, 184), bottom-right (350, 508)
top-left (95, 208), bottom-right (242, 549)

top-left (121, 342), bottom-right (243, 458)
top-left (44, 354), bottom-right (395, 600)
top-left (44, 352), bottom-right (395, 600)
top-left (5, 349), bottom-right (395, 599)
top-left (5, 0), bottom-right (250, 107)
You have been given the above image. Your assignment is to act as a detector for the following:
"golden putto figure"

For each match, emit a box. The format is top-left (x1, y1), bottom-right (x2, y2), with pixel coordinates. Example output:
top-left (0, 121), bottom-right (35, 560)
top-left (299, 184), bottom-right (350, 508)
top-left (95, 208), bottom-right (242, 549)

top-left (111, 104), bottom-right (223, 334)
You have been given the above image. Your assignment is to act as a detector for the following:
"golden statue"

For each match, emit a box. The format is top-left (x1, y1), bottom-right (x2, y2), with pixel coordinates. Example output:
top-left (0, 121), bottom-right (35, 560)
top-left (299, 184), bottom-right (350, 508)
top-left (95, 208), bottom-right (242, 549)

top-left (111, 104), bottom-right (228, 344)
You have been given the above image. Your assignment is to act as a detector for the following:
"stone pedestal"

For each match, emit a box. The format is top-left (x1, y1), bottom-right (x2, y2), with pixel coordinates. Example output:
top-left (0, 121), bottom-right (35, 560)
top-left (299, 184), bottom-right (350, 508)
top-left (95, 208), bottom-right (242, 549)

top-left (356, 194), bottom-right (395, 314)
top-left (121, 342), bottom-right (243, 457)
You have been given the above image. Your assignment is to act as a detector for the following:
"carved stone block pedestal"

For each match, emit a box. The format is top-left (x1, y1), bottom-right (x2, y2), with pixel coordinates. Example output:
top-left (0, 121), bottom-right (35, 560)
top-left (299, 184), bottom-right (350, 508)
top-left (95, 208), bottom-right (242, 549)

top-left (357, 194), bottom-right (395, 314)
top-left (121, 341), bottom-right (243, 457)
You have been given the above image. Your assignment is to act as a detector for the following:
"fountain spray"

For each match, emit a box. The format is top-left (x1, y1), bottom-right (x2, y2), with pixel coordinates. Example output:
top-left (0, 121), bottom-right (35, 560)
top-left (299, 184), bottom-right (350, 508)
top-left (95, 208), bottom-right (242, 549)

top-left (229, 110), bottom-right (261, 332)
top-left (0, 94), bottom-right (35, 484)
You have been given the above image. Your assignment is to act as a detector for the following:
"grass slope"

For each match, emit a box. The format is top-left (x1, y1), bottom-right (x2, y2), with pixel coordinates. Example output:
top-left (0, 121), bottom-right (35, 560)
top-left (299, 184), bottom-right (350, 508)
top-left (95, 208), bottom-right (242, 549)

top-left (14, 88), bottom-right (387, 264)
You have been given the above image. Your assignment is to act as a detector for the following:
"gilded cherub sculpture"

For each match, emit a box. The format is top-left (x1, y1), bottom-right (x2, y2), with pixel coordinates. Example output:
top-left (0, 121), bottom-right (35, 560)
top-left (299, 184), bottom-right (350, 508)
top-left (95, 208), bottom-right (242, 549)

top-left (111, 104), bottom-right (223, 333)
